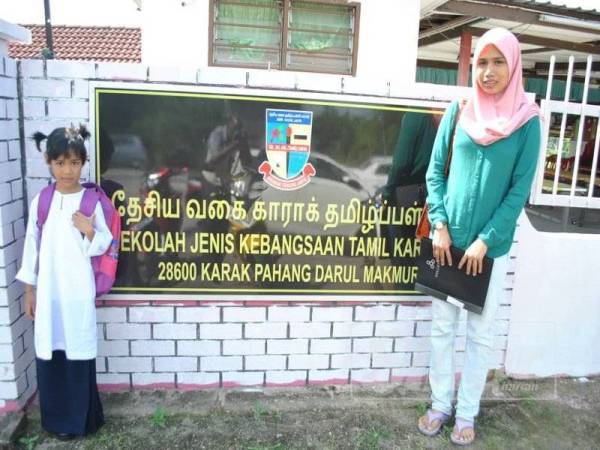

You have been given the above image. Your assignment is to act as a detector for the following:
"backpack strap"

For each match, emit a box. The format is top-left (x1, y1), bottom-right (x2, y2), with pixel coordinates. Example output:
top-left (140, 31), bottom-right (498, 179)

top-left (36, 183), bottom-right (56, 229)
top-left (80, 183), bottom-right (101, 217)
top-left (35, 182), bottom-right (55, 274)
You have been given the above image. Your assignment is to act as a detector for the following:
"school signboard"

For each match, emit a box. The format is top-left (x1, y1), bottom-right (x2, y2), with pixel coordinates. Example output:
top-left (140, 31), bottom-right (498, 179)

top-left (91, 83), bottom-right (443, 299)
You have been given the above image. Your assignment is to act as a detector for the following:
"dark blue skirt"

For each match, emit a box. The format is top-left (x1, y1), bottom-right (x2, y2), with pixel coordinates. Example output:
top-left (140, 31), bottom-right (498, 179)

top-left (36, 350), bottom-right (104, 436)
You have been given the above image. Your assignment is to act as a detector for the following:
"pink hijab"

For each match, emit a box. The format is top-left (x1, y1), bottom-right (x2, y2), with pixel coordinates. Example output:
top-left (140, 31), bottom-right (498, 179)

top-left (460, 28), bottom-right (540, 146)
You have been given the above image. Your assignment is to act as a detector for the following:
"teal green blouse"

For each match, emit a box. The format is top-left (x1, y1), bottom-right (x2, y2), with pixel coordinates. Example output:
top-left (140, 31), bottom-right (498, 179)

top-left (425, 101), bottom-right (541, 258)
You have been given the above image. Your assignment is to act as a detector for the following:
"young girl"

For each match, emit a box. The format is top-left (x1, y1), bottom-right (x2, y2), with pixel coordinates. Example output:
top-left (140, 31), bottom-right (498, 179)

top-left (17, 125), bottom-right (111, 439)
top-left (417, 28), bottom-right (541, 445)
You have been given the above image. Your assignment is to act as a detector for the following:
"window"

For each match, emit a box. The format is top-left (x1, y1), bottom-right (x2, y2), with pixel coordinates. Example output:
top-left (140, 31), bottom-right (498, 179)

top-left (209, 0), bottom-right (360, 75)
top-left (530, 100), bottom-right (600, 209)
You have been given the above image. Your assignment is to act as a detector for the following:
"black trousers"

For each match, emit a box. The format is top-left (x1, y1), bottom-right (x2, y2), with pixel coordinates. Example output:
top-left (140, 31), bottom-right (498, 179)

top-left (36, 350), bottom-right (104, 436)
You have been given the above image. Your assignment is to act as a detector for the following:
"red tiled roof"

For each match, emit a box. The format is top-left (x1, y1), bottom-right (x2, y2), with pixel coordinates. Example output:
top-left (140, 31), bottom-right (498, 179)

top-left (8, 25), bottom-right (141, 63)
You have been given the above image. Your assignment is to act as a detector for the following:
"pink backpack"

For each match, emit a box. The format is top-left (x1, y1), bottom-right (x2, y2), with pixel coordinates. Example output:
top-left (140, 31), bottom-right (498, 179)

top-left (36, 182), bottom-right (120, 298)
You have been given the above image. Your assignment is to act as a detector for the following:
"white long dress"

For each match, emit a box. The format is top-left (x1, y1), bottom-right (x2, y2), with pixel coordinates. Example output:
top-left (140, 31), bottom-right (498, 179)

top-left (16, 189), bottom-right (112, 361)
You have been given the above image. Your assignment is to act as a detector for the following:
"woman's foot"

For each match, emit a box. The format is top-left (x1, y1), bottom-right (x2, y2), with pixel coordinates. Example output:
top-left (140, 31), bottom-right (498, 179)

top-left (417, 409), bottom-right (450, 436)
top-left (450, 417), bottom-right (475, 446)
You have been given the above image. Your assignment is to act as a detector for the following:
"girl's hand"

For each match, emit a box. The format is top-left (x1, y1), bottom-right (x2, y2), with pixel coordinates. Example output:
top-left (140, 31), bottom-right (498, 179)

top-left (24, 287), bottom-right (36, 319)
top-left (432, 225), bottom-right (453, 266)
top-left (73, 212), bottom-right (95, 241)
top-left (458, 238), bottom-right (488, 276)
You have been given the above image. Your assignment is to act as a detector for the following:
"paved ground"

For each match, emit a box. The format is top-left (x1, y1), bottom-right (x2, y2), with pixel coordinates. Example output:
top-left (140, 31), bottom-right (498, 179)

top-left (13, 374), bottom-right (600, 449)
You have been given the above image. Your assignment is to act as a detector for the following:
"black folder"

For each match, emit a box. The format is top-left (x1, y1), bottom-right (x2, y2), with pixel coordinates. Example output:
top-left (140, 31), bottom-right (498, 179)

top-left (415, 238), bottom-right (494, 314)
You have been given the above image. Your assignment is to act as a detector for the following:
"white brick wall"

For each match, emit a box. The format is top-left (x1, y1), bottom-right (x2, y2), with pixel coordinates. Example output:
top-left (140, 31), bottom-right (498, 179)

top-left (412, 352), bottom-right (431, 367)
top-left (375, 321), bottom-right (415, 337)
top-left (331, 353), bottom-right (370, 369)
top-left (267, 339), bottom-right (307, 354)
top-left (47, 99), bottom-right (88, 119)
top-left (46, 60), bottom-right (95, 79)
top-left (266, 370), bottom-right (306, 386)
top-left (154, 323), bottom-right (196, 339)
top-left (391, 367), bottom-right (428, 381)
top-left (223, 307), bottom-right (266, 322)
top-left (177, 340), bottom-right (220, 356)
top-left (268, 306), bottom-right (310, 322)
top-left (97, 373), bottom-right (130, 386)
top-left (245, 322), bottom-right (287, 339)
top-left (23, 79), bottom-right (71, 98)
top-left (333, 322), bottom-right (373, 337)
top-left (202, 356), bottom-right (242, 371)
top-left (96, 62), bottom-right (147, 80)
top-left (97, 307), bottom-right (127, 323)
top-left (200, 324), bottom-right (241, 340)
top-left (288, 354), bottom-right (328, 370)
top-left (107, 323), bottom-right (151, 340)
top-left (355, 305), bottom-right (396, 321)
top-left (98, 339), bottom-right (129, 357)
top-left (147, 65), bottom-right (198, 84)
top-left (223, 339), bottom-right (265, 355)
top-left (133, 372), bottom-right (175, 387)
top-left (311, 307), bottom-right (353, 322)
top-left (290, 322), bottom-right (330, 338)
top-left (223, 371), bottom-right (264, 386)
top-left (245, 355), bottom-right (285, 371)
top-left (176, 307), bottom-right (219, 323)
top-left (177, 372), bottom-right (219, 387)
top-left (131, 340), bottom-right (175, 356)
top-left (108, 357), bottom-right (152, 373)
top-left (309, 369), bottom-right (348, 384)
top-left (372, 352), bottom-right (411, 368)
top-left (394, 337), bottom-right (430, 352)
top-left (353, 338), bottom-right (393, 353)
top-left (310, 339), bottom-right (351, 354)
top-left (351, 369), bottom-right (390, 384)
top-left (20, 60), bottom-right (43, 78)
top-left (155, 357), bottom-right (197, 372)
top-left (129, 307), bottom-right (174, 323)
top-left (0, 54), bottom-right (33, 413)
top-left (90, 300), bottom-right (515, 391)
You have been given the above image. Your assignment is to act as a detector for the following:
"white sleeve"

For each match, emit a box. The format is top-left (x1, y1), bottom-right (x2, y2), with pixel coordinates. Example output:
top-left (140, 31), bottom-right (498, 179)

top-left (81, 202), bottom-right (113, 257)
top-left (16, 195), bottom-right (40, 286)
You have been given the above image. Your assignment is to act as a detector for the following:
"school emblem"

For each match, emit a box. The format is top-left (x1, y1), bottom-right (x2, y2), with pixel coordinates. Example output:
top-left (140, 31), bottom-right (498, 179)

top-left (259, 109), bottom-right (315, 190)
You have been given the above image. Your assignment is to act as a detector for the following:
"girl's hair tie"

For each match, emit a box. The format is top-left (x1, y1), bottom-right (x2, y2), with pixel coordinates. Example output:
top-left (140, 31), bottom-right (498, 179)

top-left (65, 123), bottom-right (91, 143)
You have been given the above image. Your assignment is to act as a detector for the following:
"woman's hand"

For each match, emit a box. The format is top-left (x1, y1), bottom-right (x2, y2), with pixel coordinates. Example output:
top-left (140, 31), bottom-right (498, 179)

top-left (432, 224), bottom-right (453, 266)
top-left (458, 238), bottom-right (488, 276)
top-left (24, 286), bottom-right (36, 319)
top-left (73, 212), bottom-right (95, 241)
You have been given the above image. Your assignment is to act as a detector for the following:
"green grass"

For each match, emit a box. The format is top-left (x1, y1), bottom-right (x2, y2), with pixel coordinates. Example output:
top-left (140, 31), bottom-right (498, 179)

top-left (415, 401), bottom-right (428, 417)
top-left (440, 424), bottom-right (453, 442)
top-left (150, 406), bottom-right (168, 429)
top-left (247, 444), bottom-right (287, 450)
top-left (18, 434), bottom-right (39, 450)
top-left (357, 425), bottom-right (392, 450)
top-left (252, 401), bottom-right (280, 422)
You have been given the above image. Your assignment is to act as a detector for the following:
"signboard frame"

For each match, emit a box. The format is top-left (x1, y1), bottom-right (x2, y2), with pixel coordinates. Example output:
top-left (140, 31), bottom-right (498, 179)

top-left (89, 81), bottom-right (448, 301)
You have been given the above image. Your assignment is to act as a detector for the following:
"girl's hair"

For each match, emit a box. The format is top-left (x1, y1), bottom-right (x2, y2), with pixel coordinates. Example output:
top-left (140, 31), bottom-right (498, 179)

top-left (32, 124), bottom-right (90, 162)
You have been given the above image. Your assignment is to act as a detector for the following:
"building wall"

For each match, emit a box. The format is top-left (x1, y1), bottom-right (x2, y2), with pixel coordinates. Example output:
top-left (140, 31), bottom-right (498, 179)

top-left (140, 0), bottom-right (420, 87)
top-left (0, 53), bottom-right (35, 414)
top-left (13, 58), bottom-right (515, 393)
top-left (92, 300), bottom-right (514, 390)
top-left (505, 213), bottom-right (600, 378)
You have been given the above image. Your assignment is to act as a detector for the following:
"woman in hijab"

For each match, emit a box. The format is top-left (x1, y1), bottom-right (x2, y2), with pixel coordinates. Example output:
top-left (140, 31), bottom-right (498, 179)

top-left (417, 28), bottom-right (541, 446)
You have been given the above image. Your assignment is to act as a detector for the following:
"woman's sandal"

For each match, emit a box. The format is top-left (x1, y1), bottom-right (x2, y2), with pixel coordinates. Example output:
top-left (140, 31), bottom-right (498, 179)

top-left (417, 409), bottom-right (450, 437)
top-left (450, 417), bottom-right (476, 446)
